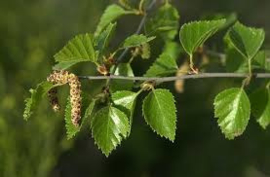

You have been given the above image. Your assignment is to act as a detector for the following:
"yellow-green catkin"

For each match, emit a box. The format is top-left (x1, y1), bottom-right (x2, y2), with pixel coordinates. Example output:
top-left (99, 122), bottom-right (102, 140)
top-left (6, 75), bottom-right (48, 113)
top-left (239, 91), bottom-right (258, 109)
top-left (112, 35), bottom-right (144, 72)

top-left (47, 70), bottom-right (69, 85)
top-left (47, 70), bottom-right (82, 127)
top-left (68, 73), bottom-right (82, 127)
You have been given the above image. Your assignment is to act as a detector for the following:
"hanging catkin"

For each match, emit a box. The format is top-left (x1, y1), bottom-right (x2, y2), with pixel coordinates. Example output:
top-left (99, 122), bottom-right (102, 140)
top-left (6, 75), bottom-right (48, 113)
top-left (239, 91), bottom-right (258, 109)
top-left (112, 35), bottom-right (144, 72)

top-left (47, 70), bottom-right (82, 126)
top-left (68, 73), bottom-right (82, 127)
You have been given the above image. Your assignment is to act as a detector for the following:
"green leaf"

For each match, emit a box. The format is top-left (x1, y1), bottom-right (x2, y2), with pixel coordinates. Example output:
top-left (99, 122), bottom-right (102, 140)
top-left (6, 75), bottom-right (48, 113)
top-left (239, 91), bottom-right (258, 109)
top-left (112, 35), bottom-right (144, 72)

top-left (250, 88), bottom-right (270, 129)
top-left (146, 2), bottom-right (180, 40)
top-left (253, 51), bottom-right (270, 71)
top-left (94, 23), bottom-right (117, 57)
top-left (200, 13), bottom-right (237, 30)
top-left (23, 81), bottom-right (55, 120)
top-left (144, 53), bottom-right (178, 77)
top-left (91, 106), bottom-right (129, 156)
top-left (54, 33), bottom-right (96, 69)
top-left (225, 47), bottom-right (248, 73)
top-left (122, 34), bottom-right (155, 49)
top-left (214, 88), bottom-right (251, 139)
top-left (144, 41), bottom-right (181, 77)
top-left (180, 19), bottom-right (226, 55)
top-left (95, 4), bottom-right (134, 37)
top-left (112, 91), bottom-right (138, 133)
top-left (253, 51), bottom-right (266, 69)
top-left (227, 22), bottom-right (265, 60)
top-left (110, 63), bottom-right (134, 92)
top-left (112, 91), bottom-right (138, 112)
top-left (142, 89), bottom-right (177, 141)
top-left (225, 49), bottom-right (268, 73)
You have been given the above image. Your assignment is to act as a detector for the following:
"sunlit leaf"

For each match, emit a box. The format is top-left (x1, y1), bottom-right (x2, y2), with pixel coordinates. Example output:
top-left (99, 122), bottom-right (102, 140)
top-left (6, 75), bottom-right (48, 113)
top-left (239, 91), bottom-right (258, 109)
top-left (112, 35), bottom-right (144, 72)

top-left (112, 91), bottom-right (138, 134)
top-left (214, 88), bottom-right (250, 139)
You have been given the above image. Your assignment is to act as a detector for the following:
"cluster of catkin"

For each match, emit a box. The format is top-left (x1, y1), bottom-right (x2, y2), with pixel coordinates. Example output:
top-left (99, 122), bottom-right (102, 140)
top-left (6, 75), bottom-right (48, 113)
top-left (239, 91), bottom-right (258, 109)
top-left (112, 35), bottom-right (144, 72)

top-left (47, 70), bottom-right (82, 127)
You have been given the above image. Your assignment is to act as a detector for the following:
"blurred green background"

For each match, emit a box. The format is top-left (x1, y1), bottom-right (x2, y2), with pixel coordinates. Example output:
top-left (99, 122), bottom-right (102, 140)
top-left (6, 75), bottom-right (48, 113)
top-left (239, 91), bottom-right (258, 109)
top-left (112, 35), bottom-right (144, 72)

top-left (1, 0), bottom-right (270, 177)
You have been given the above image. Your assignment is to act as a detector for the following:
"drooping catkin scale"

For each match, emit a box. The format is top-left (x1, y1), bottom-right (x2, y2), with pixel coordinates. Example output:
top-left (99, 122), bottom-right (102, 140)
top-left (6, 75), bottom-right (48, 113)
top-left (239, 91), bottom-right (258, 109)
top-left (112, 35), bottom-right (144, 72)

top-left (47, 70), bottom-right (82, 127)
top-left (68, 73), bottom-right (82, 127)
top-left (47, 88), bottom-right (60, 112)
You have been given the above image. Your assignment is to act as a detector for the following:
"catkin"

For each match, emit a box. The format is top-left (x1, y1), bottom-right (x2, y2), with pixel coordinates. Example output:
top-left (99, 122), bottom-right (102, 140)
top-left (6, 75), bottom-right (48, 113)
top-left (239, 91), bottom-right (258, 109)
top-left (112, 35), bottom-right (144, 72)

top-left (68, 73), bottom-right (82, 127)
top-left (47, 70), bottom-right (69, 85)
top-left (47, 70), bottom-right (82, 127)
top-left (47, 88), bottom-right (60, 112)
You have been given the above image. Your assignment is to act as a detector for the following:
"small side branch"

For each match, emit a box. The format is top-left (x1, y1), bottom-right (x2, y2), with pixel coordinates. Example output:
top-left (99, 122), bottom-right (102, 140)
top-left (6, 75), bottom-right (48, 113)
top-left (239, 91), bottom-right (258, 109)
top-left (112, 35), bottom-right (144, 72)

top-left (110, 0), bottom-right (157, 74)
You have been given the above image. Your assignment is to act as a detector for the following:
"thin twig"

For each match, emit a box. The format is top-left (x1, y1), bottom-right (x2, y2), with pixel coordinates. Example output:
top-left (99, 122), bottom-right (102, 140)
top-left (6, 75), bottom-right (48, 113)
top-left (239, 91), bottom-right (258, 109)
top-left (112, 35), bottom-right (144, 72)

top-left (110, 0), bottom-right (157, 75)
top-left (79, 73), bottom-right (270, 83)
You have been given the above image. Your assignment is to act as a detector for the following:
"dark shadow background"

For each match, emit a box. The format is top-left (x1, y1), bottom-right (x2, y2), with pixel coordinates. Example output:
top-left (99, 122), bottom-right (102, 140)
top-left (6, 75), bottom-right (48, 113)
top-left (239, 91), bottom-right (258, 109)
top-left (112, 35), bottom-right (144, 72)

top-left (1, 0), bottom-right (270, 177)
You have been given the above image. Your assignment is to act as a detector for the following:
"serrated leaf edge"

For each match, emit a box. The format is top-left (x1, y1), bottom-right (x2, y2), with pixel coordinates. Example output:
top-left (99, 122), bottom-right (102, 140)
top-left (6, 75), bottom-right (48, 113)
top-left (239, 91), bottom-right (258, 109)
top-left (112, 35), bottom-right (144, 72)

top-left (213, 87), bottom-right (251, 140)
top-left (91, 106), bottom-right (130, 157)
top-left (142, 89), bottom-right (177, 142)
top-left (180, 19), bottom-right (226, 55)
